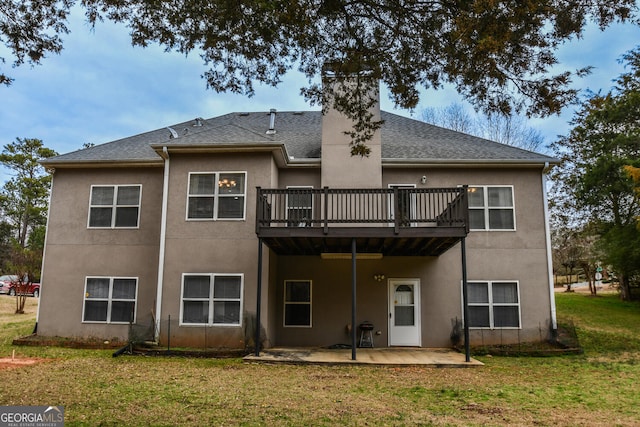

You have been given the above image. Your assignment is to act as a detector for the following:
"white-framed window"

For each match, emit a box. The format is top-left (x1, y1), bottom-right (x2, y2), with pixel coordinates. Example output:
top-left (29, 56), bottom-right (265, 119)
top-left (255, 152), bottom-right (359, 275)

top-left (465, 281), bottom-right (521, 328)
top-left (83, 277), bottom-right (138, 323)
top-left (186, 172), bottom-right (246, 220)
top-left (88, 185), bottom-right (141, 228)
top-left (286, 186), bottom-right (313, 227)
top-left (467, 185), bottom-right (515, 230)
top-left (284, 280), bottom-right (312, 327)
top-left (180, 274), bottom-right (243, 326)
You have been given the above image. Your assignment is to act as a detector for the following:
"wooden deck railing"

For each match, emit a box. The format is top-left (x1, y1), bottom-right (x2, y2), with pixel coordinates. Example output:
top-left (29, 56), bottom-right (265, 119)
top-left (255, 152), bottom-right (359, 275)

top-left (256, 186), bottom-right (469, 234)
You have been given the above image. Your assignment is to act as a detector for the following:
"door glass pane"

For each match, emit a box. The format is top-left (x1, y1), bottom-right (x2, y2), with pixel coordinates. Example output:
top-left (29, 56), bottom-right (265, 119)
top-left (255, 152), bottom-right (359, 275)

top-left (395, 306), bottom-right (414, 326)
top-left (287, 191), bottom-right (312, 208)
top-left (394, 285), bottom-right (414, 304)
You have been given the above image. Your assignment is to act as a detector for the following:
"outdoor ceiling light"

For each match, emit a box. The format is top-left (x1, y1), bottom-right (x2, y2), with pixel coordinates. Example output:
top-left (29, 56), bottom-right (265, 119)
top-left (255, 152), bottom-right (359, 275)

top-left (320, 253), bottom-right (383, 260)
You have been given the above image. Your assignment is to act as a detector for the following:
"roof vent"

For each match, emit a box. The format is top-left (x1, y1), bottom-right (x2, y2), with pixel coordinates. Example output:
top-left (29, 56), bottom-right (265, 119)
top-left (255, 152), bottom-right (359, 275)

top-left (193, 117), bottom-right (204, 127)
top-left (167, 127), bottom-right (179, 139)
top-left (266, 108), bottom-right (276, 135)
top-left (238, 112), bottom-right (250, 116)
top-left (293, 111), bottom-right (304, 115)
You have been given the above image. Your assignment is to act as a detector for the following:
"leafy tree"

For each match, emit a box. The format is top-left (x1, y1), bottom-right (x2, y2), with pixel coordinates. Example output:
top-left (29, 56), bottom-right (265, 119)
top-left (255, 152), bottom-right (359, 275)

top-left (551, 49), bottom-right (640, 300)
top-left (0, 0), bottom-right (72, 86)
top-left (7, 243), bottom-right (41, 314)
top-left (421, 102), bottom-right (546, 152)
top-left (2, 1), bottom-right (638, 154)
top-left (625, 165), bottom-right (640, 227)
top-left (0, 138), bottom-right (57, 248)
top-left (0, 219), bottom-right (13, 270)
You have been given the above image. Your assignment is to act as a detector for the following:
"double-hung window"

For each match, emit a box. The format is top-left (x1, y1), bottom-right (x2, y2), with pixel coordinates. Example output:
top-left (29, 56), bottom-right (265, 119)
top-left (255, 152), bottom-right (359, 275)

top-left (83, 277), bottom-right (138, 323)
top-left (466, 281), bottom-right (520, 328)
top-left (284, 280), bottom-right (312, 327)
top-left (187, 172), bottom-right (246, 220)
top-left (468, 185), bottom-right (515, 230)
top-left (181, 274), bottom-right (243, 325)
top-left (88, 185), bottom-right (141, 228)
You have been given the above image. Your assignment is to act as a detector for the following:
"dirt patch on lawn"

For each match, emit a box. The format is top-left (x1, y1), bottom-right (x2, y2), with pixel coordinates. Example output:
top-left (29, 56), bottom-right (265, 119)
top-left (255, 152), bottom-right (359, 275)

top-left (0, 356), bottom-right (49, 371)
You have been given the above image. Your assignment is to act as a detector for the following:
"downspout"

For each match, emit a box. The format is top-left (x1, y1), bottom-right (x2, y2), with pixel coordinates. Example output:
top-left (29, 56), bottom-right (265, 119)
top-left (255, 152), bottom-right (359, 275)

top-left (154, 147), bottom-right (170, 342)
top-left (461, 238), bottom-right (470, 362)
top-left (542, 162), bottom-right (557, 330)
top-left (35, 169), bottom-right (56, 331)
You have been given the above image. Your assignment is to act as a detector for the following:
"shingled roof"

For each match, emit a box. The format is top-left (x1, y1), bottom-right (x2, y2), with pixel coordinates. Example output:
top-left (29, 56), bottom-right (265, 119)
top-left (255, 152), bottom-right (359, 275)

top-left (42, 110), bottom-right (557, 166)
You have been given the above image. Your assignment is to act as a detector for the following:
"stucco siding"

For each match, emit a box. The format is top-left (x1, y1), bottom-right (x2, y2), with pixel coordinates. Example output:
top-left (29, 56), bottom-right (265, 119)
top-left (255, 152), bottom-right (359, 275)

top-left (38, 167), bottom-right (163, 340)
top-left (157, 152), bottom-right (275, 348)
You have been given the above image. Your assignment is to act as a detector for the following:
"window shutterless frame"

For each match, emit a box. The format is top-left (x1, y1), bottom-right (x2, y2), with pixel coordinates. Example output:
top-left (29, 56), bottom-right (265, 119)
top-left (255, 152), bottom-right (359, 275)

top-left (283, 280), bottom-right (312, 328)
top-left (87, 185), bottom-right (142, 229)
top-left (185, 172), bottom-right (247, 221)
top-left (461, 280), bottom-right (521, 329)
top-left (179, 273), bottom-right (244, 326)
top-left (82, 276), bottom-right (138, 324)
top-left (467, 185), bottom-right (516, 231)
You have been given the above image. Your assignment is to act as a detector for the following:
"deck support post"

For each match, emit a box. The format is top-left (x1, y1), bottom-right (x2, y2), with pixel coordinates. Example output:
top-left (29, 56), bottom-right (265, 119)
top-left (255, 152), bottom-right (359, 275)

top-left (351, 238), bottom-right (357, 361)
top-left (461, 237), bottom-right (471, 362)
top-left (255, 238), bottom-right (263, 357)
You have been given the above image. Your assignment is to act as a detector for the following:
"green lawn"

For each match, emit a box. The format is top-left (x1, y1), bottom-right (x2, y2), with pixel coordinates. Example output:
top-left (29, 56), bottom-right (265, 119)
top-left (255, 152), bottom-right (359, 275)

top-left (0, 293), bottom-right (639, 426)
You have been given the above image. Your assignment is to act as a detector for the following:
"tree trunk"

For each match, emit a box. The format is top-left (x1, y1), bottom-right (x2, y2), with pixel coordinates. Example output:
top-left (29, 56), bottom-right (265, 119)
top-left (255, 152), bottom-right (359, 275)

top-left (619, 274), bottom-right (631, 301)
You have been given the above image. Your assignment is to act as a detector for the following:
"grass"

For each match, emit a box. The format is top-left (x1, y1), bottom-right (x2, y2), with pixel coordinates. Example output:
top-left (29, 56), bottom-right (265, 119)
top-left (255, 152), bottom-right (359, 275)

top-left (0, 294), bottom-right (639, 426)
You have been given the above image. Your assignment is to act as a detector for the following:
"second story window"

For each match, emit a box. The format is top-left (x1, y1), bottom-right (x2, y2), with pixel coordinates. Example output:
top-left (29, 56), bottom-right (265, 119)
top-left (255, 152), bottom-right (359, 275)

top-left (468, 185), bottom-right (515, 230)
top-left (187, 172), bottom-right (246, 220)
top-left (88, 185), bottom-right (141, 228)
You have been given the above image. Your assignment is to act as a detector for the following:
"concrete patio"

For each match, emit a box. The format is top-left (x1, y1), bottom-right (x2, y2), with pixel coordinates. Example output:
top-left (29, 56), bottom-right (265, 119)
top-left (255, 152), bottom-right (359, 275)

top-left (244, 347), bottom-right (483, 367)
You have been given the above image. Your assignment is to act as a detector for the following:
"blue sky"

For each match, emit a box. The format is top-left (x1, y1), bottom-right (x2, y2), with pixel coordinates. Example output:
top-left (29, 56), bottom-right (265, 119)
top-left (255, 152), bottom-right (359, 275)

top-left (1, 10), bottom-right (639, 183)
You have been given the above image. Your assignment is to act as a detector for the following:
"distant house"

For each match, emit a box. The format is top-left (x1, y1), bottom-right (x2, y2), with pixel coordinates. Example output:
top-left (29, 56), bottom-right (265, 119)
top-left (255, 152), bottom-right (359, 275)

top-left (38, 81), bottom-right (558, 359)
